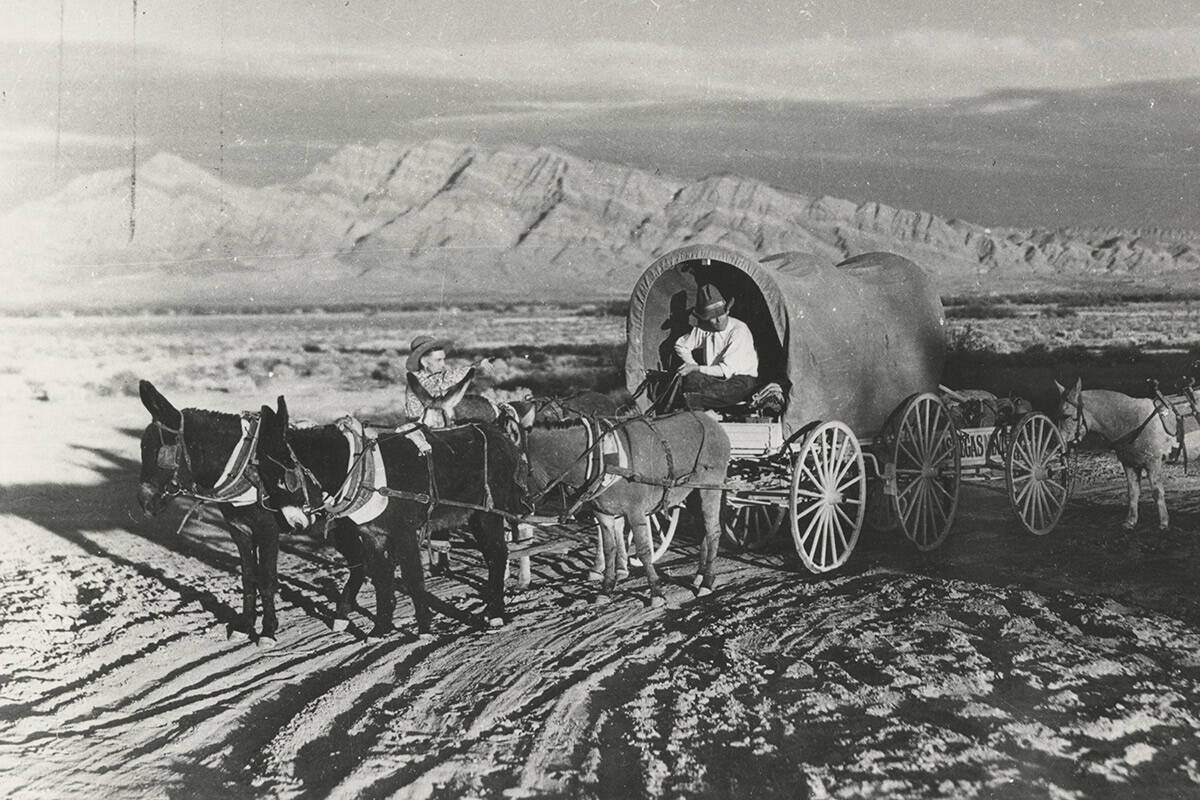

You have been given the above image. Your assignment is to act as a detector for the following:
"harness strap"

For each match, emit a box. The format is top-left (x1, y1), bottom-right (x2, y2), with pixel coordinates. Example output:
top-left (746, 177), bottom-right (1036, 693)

top-left (1150, 387), bottom-right (1189, 474)
top-left (639, 415), bottom-right (679, 514)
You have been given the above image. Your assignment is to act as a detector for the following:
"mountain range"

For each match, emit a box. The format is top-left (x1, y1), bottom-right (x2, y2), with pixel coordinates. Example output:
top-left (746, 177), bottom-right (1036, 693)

top-left (2, 139), bottom-right (1198, 309)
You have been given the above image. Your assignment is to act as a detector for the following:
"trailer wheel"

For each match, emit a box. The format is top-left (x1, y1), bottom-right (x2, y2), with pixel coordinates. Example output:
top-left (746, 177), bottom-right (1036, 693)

top-left (721, 493), bottom-right (785, 550)
top-left (888, 393), bottom-right (961, 551)
top-left (1006, 412), bottom-right (1071, 535)
top-left (788, 420), bottom-right (866, 573)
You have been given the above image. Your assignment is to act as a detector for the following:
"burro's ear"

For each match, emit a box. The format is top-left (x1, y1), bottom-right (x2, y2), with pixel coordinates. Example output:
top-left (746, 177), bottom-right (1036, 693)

top-left (1053, 380), bottom-right (1065, 396)
top-left (1071, 377), bottom-right (1082, 397)
top-left (440, 367), bottom-right (476, 413)
top-left (276, 395), bottom-right (289, 428)
top-left (407, 372), bottom-right (435, 406)
top-left (139, 379), bottom-right (182, 428)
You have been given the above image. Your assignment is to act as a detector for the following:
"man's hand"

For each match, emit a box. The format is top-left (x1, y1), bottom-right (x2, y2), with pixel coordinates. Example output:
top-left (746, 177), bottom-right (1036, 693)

top-left (677, 363), bottom-right (700, 376)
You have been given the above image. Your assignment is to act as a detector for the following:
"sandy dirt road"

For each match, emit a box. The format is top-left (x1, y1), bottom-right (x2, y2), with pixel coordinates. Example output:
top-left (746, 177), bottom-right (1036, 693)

top-left (3, 395), bottom-right (1200, 799)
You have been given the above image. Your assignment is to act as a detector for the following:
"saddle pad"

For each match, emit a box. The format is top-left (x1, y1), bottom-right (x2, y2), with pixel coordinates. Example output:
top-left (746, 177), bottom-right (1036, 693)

top-left (347, 442), bottom-right (389, 524)
top-left (324, 418), bottom-right (389, 525)
top-left (216, 415), bottom-right (259, 507)
top-left (599, 421), bottom-right (629, 492)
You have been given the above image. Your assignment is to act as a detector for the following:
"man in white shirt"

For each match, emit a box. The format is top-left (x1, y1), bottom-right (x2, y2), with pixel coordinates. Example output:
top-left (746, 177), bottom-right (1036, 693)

top-left (671, 284), bottom-right (759, 410)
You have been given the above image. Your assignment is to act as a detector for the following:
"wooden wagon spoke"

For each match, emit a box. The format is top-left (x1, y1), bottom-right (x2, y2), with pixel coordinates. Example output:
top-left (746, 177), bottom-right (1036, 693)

top-left (794, 499), bottom-right (823, 522)
top-left (1014, 474), bottom-right (1035, 507)
top-left (898, 438), bottom-right (923, 468)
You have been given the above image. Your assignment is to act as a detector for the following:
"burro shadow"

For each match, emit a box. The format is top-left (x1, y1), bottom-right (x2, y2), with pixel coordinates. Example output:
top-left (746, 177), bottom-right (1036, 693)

top-left (1, 430), bottom-right (518, 639)
top-left (0, 438), bottom-right (344, 636)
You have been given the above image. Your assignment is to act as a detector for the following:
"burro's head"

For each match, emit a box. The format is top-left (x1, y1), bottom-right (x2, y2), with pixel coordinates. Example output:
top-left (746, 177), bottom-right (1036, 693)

top-left (137, 379), bottom-right (186, 517)
top-left (257, 396), bottom-right (313, 532)
top-left (1053, 378), bottom-right (1085, 446)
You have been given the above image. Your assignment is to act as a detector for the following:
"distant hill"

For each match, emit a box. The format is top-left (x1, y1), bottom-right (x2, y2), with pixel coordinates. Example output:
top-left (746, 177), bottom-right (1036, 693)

top-left (2, 139), bottom-right (1198, 309)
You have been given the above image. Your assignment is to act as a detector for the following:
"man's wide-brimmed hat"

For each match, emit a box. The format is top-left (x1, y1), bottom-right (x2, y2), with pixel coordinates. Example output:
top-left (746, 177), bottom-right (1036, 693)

top-left (692, 284), bottom-right (733, 321)
top-left (406, 334), bottom-right (453, 372)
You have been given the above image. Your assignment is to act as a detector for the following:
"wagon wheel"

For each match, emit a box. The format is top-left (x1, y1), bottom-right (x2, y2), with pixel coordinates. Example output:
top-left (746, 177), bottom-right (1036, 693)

top-left (624, 505), bottom-right (682, 566)
top-left (888, 393), bottom-right (961, 551)
top-left (788, 420), bottom-right (866, 573)
top-left (1006, 412), bottom-right (1071, 535)
top-left (721, 492), bottom-right (786, 550)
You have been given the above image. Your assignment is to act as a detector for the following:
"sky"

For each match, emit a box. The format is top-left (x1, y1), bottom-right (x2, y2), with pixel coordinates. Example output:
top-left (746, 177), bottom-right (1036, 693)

top-left (2, 0), bottom-right (1199, 227)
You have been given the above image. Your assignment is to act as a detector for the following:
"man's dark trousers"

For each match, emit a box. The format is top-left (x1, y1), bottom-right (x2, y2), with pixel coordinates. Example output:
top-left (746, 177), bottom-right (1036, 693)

top-left (679, 373), bottom-right (758, 410)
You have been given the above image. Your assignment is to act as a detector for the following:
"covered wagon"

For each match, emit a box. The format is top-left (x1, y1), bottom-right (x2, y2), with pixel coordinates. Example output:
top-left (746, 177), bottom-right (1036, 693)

top-left (625, 244), bottom-right (1071, 573)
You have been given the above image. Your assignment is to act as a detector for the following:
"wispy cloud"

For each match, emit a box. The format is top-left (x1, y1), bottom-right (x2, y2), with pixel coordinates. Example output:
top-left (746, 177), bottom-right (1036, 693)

top-left (0, 126), bottom-right (130, 151)
top-left (196, 26), bottom-right (1200, 101)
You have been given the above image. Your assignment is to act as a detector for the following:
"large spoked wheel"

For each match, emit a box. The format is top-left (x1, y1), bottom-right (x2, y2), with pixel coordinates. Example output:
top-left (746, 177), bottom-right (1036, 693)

top-left (1006, 412), bottom-right (1071, 535)
top-left (889, 393), bottom-right (961, 551)
top-left (721, 493), bottom-right (786, 550)
top-left (789, 420), bottom-right (866, 573)
top-left (624, 505), bottom-right (682, 566)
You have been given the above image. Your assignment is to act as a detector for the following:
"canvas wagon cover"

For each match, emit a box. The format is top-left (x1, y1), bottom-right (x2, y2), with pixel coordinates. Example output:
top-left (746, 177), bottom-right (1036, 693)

top-left (625, 244), bottom-right (946, 437)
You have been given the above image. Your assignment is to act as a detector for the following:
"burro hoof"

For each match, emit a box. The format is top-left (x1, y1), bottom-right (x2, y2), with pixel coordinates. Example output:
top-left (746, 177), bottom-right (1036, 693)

top-left (691, 574), bottom-right (704, 589)
top-left (488, 617), bottom-right (505, 629)
top-left (229, 627), bottom-right (252, 641)
top-left (418, 631), bottom-right (435, 642)
top-left (587, 570), bottom-right (604, 582)
top-left (592, 593), bottom-right (613, 605)
top-left (1122, 521), bottom-right (1137, 531)
top-left (331, 617), bottom-right (350, 632)
top-left (697, 586), bottom-right (713, 598)
top-left (649, 595), bottom-right (666, 608)
top-left (258, 635), bottom-right (277, 649)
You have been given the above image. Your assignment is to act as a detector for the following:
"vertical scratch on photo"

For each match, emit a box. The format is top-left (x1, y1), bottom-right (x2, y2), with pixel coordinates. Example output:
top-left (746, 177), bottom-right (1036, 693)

top-left (129, 0), bottom-right (139, 244)
top-left (54, 0), bottom-right (64, 183)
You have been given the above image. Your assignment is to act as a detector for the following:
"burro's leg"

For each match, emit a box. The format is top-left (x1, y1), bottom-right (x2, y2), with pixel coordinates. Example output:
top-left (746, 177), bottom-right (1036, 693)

top-left (594, 512), bottom-right (621, 602)
top-left (1146, 460), bottom-right (1170, 531)
top-left (474, 513), bottom-right (509, 629)
top-left (588, 523), bottom-right (606, 581)
top-left (227, 522), bottom-right (258, 639)
top-left (627, 515), bottom-right (669, 608)
top-left (590, 517), bottom-right (630, 581)
top-left (255, 528), bottom-right (280, 644)
top-left (613, 516), bottom-right (630, 580)
top-left (360, 527), bottom-right (395, 639)
top-left (1122, 464), bottom-right (1141, 531)
top-left (395, 524), bottom-right (432, 638)
top-left (693, 489), bottom-right (723, 596)
top-left (330, 521), bottom-right (365, 632)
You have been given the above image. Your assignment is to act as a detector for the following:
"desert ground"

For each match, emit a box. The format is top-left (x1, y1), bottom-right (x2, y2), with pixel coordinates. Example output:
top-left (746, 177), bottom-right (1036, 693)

top-left (3, 308), bottom-right (1200, 799)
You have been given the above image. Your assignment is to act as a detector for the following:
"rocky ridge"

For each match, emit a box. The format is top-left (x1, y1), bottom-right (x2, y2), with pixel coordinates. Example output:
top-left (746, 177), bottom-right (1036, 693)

top-left (1, 139), bottom-right (1197, 307)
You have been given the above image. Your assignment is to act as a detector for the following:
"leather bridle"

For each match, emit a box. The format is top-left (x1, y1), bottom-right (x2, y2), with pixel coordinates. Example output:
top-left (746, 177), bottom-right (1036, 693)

top-left (1059, 394), bottom-right (1089, 448)
top-left (148, 412), bottom-right (264, 506)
